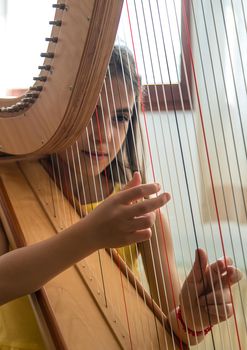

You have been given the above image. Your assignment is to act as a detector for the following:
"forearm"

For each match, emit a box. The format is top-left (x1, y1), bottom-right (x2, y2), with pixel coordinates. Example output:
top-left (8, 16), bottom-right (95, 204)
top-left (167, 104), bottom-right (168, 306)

top-left (0, 218), bottom-right (96, 305)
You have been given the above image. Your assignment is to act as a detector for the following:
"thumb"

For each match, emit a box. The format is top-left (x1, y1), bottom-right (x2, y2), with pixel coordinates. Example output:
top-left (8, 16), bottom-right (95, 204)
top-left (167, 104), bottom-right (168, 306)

top-left (181, 249), bottom-right (208, 300)
top-left (191, 248), bottom-right (208, 282)
top-left (122, 172), bottom-right (142, 191)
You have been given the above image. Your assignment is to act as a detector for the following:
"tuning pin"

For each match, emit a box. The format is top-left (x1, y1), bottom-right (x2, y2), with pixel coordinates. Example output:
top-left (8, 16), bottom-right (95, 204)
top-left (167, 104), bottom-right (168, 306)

top-left (45, 37), bottom-right (58, 43)
top-left (33, 76), bottom-right (47, 82)
top-left (16, 102), bottom-right (28, 109)
top-left (21, 98), bottom-right (35, 104)
top-left (29, 85), bottom-right (43, 91)
top-left (52, 3), bottom-right (66, 10)
top-left (49, 20), bottom-right (62, 26)
top-left (10, 104), bottom-right (21, 112)
top-left (26, 92), bottom-right (39, 98)
top-left (40, 52), bottom-right (54, 59)
top-left (5, 106), bottom-right (14, 112)
top-left (38, 65), bottom-right (51, 71)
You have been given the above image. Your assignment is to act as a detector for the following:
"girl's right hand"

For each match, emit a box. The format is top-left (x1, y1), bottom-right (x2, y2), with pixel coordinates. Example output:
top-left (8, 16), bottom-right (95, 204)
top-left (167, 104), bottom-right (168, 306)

top-left (83, 174), bottom-right (170, 249)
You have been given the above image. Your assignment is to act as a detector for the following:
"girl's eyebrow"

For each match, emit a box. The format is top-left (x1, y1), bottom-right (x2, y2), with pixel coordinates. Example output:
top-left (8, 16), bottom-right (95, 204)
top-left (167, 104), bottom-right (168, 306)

top-left (115, 107), bottom-right (132, 114)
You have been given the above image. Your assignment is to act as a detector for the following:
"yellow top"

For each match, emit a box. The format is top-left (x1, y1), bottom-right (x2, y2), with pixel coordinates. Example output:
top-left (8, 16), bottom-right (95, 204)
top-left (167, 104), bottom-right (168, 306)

top-left (80, 184), bottom-right (148, 286)
top-left (0, 296), bottom-right (46, 350)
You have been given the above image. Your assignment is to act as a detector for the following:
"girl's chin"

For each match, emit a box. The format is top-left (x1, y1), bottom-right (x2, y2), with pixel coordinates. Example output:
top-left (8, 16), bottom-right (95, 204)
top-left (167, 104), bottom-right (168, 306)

top-left (81, 165), bottom-right (108, 177)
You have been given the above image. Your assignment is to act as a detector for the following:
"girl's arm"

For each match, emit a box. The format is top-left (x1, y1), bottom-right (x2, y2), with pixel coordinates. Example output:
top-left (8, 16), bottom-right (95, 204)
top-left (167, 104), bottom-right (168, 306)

top-left (139, 211), bottom-right (180, 315)
top-left (0, 181), bottom-right (169, 306)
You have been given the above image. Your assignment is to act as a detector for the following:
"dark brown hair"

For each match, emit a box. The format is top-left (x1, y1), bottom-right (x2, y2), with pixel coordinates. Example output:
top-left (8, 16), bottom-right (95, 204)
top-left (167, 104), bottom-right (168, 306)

top-left (105, 45), bottom-right (145, 184)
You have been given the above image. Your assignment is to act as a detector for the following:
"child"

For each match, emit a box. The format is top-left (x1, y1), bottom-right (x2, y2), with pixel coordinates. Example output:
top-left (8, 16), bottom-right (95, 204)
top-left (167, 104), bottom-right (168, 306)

top-left (56, 45), bottom-right (243, 346)
top-left (0, 45), bottom-right (242, 348)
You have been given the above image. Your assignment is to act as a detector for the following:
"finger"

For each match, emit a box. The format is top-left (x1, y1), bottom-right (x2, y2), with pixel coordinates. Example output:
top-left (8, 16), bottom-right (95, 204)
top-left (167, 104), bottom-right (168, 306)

top-left (205, 303), bottom-right (233, 320)
top-left (219, 266), bottom-right (243, 287)
top-left (206, 259), bottom-right (229, 287)
top-left (204, 311), bottom-right (230, 325)
top-left (126, 193), bottom-right (170, 218)
top-left (227, 266), bottom-right (243, 284)
top-left (208, 256), bottom-right (232, 277)
top-left (199, 288), bottom-right (231, 306)
top-left (187, 249), bottom-right (208, 284)
top-left (122, 172), bottom-right (142, 191)
top-left (128, 228), bottom-right (152, 243)
top-left (129, 212), bottom-right (156, 232)
top-left (116, 183), bottom-right (162, 204)
top-left (218, 256), bottom-right (233, 267)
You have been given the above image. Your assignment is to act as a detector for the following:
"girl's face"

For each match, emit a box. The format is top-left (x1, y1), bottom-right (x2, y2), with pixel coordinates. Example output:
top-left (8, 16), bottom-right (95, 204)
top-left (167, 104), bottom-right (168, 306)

top-left (61, 75), bottom-right (135, 178)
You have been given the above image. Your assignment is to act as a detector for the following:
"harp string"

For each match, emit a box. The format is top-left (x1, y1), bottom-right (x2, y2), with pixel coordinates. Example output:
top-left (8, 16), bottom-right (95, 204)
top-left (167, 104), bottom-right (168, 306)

top-left (123, 2), bottom-right (172, 324)
top-left (123, 3), bottom-right (199, 346)
top-left (36, 0), bottom-right (247, 347)
top-left (219, 0), bottom-right (247, 156)
top-left (81, 133), bottom-right (117, 312)
top-left (199, 0), bottom-right (247, 224)
top-left (47, 157), bottom-right (57, 219)
top-left (85, 88), bottom-right (141, 346)
top-left (123, 2), bottom-right (197, 348)
top-left (182, 0), bottom-right (244, 348)
top-left (162, 0), bottom-right (222, 344)
top-left (65, 149), bottom-right (77, 216)
top-left (164, 0), bottom-right (241, 344)
top-left (122, 2), bottom-right (181, 346)
top-left (101, 69), bottom-right (163, 346)
top-left (89, 106), bottom-right (131, 314)
top-left (69, 146), bottom-right (84, 217)
top-left (215, 0), bottom-right (247, 220)
top-left (137, 0), bottom-right (207, 339)
top-left (111, 41), bottom-right (171, 346)
top-left (183, 2), bottom-right (234, 347)
top-left (82, 125), bottom-right (114, 311)
top-left (139, 1), bottom-right (224, 346)
top-left (178, 3), bottom-right (233, 345)
top-left (52, 155), bottom-right (68, 230)
top-left (96, 43), bottom-right (178, 344)
top-left (125, 0), bottom-right (208, 344)
top-left (191, 0), bottom-right (247, 336)
top-left (104, 66), bottom-right (143, 303)
top-left (110, 47), bottom-right (177, 346)
top-left (227, 0), bottom-right (247, 93)
top-left (169, 0), bottom-right (233, 346)
top-left (198, 0), bottom-right (247, 332)
top-left (126, 0), bottom-right (246, 348)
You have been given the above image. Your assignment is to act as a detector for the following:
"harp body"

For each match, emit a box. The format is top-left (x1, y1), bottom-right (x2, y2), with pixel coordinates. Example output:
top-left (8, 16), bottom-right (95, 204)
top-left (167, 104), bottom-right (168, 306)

top-left (0, 160), bottom-right (181, 349)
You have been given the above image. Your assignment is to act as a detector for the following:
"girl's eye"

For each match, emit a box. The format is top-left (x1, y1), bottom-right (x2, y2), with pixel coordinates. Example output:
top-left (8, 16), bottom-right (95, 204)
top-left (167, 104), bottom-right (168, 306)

top-left (114, 114), bottom-right (129, 123)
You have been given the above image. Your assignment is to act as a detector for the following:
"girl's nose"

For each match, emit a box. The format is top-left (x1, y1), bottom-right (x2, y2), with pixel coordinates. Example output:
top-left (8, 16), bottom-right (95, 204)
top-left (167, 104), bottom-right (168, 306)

top-left (93, 112), bottom-right (112, 144)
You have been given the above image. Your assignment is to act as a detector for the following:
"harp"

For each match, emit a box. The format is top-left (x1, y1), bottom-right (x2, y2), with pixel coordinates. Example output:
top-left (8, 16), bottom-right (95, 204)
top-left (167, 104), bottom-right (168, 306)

top-left (0, 0), bottom-right (246, 349)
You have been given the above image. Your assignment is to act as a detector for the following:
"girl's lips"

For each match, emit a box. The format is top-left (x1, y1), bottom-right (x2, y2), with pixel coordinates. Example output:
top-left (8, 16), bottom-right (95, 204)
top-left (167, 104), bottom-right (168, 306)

top-left (82, 150), bottom-right (108, 159)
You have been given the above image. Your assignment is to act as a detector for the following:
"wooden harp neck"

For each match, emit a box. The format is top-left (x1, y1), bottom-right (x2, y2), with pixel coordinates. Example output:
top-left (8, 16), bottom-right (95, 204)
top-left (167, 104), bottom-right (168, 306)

top-left (0, 0), bottom-right (123, 157)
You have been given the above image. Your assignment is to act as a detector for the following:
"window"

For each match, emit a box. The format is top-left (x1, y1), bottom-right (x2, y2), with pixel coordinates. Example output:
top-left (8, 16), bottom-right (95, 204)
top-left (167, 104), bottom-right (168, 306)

top-left (117, 0), bottom-right (191, 111)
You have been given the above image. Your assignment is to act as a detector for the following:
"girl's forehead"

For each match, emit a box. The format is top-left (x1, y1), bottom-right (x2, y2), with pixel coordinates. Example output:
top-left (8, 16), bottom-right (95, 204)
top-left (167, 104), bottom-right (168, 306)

top-left (100, 76), bottom-right (134, 111)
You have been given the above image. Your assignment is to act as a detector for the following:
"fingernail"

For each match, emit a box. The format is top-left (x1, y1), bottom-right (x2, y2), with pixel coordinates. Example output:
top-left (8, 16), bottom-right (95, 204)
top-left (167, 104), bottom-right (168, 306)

top-left (155, 183), bottom-right (161, 190)
top-left (164, 193), bottom-right (170, 201)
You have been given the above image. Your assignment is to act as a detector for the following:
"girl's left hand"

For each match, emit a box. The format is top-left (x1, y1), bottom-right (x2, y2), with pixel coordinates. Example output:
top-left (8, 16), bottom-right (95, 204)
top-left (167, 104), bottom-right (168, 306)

top-left (179, 248), bottom-right (243, 331)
